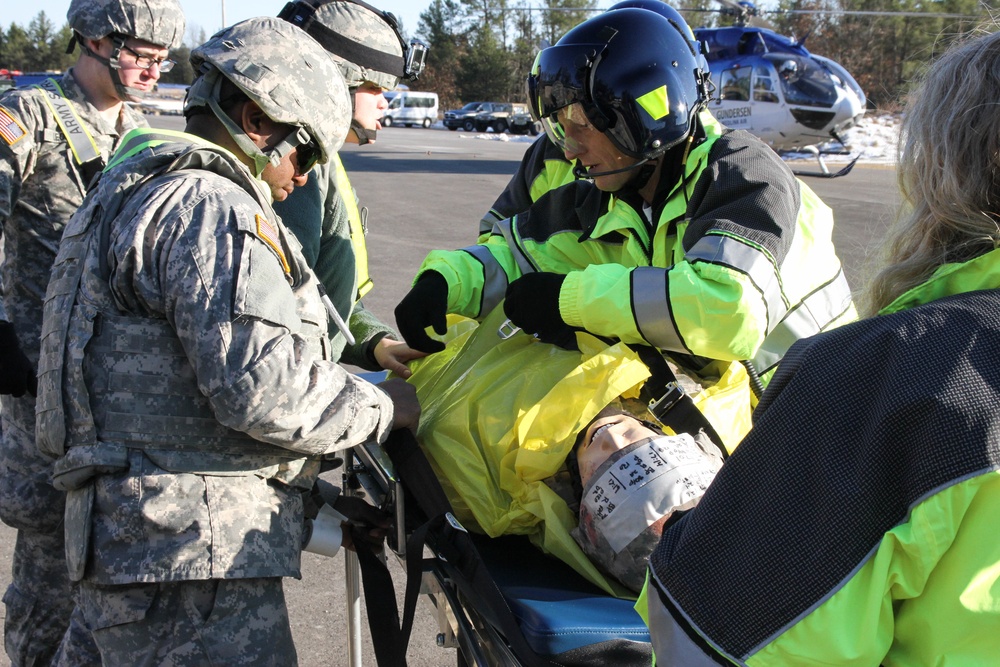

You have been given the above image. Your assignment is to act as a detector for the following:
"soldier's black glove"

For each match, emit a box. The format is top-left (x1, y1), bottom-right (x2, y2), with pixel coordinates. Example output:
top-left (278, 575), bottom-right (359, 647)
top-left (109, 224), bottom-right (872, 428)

top-left (333, 495), bottom-right (392, 552)
top-left (394, 271), bottom-right (449, 354)
top-left (0, 320), bottom-right (36, 398)
top-left (504, 272), bottom-right (580, 351)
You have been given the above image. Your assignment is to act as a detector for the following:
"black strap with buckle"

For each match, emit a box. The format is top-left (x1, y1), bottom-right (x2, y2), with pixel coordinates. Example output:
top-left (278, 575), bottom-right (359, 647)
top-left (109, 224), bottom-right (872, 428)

top-left (631, 346), bottom-right (729, 457)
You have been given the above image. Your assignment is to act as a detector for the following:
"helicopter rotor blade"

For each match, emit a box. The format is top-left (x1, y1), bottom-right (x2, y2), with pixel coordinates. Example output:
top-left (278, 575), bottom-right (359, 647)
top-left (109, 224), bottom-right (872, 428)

top-left (764, 9), bottom-right (982, 21)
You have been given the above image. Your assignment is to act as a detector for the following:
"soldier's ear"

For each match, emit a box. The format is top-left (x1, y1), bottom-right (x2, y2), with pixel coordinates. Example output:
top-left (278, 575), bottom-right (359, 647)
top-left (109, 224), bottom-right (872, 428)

top-left (240, 101), bottom-right (280, 149)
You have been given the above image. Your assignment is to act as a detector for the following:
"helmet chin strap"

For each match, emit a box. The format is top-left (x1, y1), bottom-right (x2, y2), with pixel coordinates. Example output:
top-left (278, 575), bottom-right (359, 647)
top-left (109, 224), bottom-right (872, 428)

top-left (351, 117), bottom-right (377, 145)
top-left (346, 84), bottom-right (379, 146)
top-left (202, 74), bottom-right (276, 177)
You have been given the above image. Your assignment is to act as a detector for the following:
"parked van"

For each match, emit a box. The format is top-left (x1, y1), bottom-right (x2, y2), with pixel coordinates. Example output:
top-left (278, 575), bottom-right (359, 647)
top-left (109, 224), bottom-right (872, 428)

top-left (382, 91), bottom-right (439, 128)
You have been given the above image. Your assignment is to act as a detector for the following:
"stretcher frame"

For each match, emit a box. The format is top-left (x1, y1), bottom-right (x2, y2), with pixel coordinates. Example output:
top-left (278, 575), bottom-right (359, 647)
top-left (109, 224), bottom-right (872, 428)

top-left (341, 432), bottom-right (653, 667)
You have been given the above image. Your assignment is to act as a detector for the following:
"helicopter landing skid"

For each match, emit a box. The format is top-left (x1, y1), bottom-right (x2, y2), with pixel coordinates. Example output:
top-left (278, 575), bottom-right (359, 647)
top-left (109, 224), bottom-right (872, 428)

top-left (791, 145), bottom-right (859, 178)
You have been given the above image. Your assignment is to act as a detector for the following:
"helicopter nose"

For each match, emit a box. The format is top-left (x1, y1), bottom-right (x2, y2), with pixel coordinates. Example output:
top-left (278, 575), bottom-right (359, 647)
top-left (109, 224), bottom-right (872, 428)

top-left (830, 91), bottom-right (865, 134)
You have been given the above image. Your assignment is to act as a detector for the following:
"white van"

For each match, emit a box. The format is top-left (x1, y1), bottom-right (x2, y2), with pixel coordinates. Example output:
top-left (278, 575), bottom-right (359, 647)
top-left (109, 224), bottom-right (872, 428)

top-left (382, 91), bottom-right (439, 128)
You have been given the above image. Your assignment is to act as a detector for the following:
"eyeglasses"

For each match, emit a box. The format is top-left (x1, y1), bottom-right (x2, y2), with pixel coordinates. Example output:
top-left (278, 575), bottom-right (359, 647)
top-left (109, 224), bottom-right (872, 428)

top-left (119, 43), bottom-right (175, 73)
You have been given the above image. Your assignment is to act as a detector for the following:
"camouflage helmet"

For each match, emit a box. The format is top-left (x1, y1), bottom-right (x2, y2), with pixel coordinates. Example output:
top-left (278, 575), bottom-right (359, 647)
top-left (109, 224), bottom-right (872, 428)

top-left (186, 17), bottom-right (352, 177)
top-left (279, 0), bottom-right (427, 91)
top-left (67, 0), bottom-right (186, 50)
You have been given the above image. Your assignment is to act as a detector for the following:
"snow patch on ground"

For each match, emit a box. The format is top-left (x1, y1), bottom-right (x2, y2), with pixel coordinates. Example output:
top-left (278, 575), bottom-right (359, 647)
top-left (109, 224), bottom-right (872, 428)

top-left (782, 113), bottom-right (901, 165)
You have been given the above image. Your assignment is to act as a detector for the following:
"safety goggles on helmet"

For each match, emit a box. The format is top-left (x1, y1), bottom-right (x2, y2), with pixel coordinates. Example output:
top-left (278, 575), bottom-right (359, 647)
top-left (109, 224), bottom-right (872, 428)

top-left (119, 42), bottom-right (175, 72)
top-left (270, 126), bottom-right (322, 174)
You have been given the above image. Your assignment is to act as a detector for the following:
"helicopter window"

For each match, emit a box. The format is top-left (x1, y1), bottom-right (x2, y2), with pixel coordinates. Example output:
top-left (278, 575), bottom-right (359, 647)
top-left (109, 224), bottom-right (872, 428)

top-left (719, 67), bottom-right (751, 102)
top-left (766, 54), bottom-right (837, 108)
top-left (737, 32), bottom-right (767, 56)
top-left (753, 67), bottom-right (779, 103)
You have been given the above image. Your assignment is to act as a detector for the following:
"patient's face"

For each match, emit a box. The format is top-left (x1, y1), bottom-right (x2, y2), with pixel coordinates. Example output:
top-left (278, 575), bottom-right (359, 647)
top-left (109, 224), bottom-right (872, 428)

top-left (577, 414), bottom-right (661, 488)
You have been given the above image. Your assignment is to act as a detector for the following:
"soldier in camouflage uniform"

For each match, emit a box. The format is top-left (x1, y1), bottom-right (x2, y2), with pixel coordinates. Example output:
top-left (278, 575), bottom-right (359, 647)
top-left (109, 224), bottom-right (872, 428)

top-left (0, 0), bottom-right (184, 664)
top-left (275, 0), bottom-right (429, 376)
top-left (33, 16), bottom-right (419, 666)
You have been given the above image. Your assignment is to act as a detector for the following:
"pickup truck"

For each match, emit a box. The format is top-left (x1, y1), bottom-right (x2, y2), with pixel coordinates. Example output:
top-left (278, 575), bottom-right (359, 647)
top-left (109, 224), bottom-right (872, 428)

top-left (443, 101), bottom-right (502, 131)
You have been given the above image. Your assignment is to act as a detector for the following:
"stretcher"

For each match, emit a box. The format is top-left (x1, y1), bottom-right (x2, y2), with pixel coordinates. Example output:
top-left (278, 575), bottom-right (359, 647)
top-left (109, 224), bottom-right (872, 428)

top-left (341, 423), bottom-right (653, 666)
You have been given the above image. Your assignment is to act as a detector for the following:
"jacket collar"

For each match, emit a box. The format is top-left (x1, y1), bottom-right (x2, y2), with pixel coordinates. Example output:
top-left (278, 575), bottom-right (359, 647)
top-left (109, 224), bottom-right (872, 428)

top-left (881, 245), bottom-right (1000, 314)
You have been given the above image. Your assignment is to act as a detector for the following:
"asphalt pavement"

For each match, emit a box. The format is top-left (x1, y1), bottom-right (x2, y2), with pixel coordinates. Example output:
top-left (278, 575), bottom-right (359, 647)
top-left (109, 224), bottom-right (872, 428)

top-left (0, 118), bottom-right (900, 667)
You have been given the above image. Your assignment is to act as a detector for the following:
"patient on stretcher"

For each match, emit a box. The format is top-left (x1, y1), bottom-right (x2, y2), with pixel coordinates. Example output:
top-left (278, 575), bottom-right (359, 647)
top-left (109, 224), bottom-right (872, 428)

top-left (549, 400), bottom-right (725, 592)
top-left (405, 309), bottom-right (746, 596)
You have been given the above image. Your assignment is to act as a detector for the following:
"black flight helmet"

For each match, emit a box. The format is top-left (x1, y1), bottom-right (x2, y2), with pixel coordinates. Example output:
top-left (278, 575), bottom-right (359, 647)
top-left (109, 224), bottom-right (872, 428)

top-left (528, 8), bottom-right (708, 161)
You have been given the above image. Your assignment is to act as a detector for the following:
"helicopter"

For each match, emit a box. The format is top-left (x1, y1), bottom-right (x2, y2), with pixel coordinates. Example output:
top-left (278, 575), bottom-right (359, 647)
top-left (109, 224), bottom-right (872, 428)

top-left (680, 0), bottom-right (983, 176)
top-left (682, 1), bottom-right (866, 177)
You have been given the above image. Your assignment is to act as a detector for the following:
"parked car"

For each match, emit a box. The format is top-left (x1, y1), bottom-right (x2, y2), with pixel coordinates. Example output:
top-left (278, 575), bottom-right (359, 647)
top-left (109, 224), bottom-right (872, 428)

top-left (508, 106), bottom-right (542, 136)
top-left (473, 103), bottom-right (531, 133)
top-left (381, 91), bottom-right (439, 128)
top-left (443, 101), bottom-right (502, 131)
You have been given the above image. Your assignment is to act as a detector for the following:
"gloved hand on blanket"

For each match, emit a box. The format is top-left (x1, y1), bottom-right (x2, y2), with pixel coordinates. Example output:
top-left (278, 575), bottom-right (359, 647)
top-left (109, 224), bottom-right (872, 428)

top-left (504, 272), bottom-right (580, 350)
top-left (395, 271), bottom-right (449, 354)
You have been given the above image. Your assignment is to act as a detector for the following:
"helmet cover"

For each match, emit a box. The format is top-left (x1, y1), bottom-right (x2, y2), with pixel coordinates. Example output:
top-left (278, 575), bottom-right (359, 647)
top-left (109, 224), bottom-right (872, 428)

top-left (186, 17), bottom-right (352, 170)
top-left (67, 0), bottom-right (186, 49)
top-left (280, 0), bottom-right (405, 90)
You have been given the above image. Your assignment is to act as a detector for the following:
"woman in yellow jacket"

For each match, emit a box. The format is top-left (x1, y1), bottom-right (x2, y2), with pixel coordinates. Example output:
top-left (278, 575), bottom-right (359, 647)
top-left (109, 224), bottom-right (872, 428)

top-left (644, 30), bottom-right (1000, 666)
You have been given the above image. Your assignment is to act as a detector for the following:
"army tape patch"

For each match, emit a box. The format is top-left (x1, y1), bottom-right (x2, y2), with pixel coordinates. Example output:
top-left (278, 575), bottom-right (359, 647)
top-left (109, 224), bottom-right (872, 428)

top-left (0, 105), bottom-right (27, 146)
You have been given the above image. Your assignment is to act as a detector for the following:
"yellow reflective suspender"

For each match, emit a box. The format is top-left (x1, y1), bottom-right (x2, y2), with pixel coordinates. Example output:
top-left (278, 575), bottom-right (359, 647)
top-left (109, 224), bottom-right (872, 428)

top-left (331, 154), bottom-right (373, 301)
top-left (34, 78), bottom-right (101, 168)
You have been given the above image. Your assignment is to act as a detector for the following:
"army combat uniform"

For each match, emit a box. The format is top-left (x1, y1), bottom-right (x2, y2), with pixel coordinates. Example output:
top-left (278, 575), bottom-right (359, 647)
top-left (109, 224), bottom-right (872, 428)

top-left (0, 69), bottom-right (145, 666)
top-left (273, 156), bottom-right (397, 368)
top-left (34, 128), bottom-right (394, 665)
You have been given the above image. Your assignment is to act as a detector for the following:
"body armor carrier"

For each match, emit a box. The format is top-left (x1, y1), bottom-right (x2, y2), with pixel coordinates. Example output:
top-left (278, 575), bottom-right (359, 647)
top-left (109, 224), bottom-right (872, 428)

top-left (36, 130), bottom-right (316, 492)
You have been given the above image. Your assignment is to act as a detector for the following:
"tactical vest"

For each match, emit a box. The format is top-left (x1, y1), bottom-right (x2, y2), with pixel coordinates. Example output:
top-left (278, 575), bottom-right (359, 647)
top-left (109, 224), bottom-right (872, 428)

top-left (36, 128), bottom-right (316, 491)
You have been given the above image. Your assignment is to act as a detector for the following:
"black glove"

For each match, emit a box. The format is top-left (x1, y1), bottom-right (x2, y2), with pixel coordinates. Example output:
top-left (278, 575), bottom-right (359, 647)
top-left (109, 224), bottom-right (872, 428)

top-left (0, 321), bottom-right (37, 398)
top-left (333, 495), bottom-right (393, 552)
top-left (394, 271), bottom-right (449, 354)
top-left (503, 272), bottom-right (579, 350)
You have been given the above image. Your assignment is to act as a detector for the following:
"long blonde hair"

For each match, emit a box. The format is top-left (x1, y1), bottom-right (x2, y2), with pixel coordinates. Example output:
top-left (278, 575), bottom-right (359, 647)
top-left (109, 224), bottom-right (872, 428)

top-left (862, 29), bottom-right (1000, 316)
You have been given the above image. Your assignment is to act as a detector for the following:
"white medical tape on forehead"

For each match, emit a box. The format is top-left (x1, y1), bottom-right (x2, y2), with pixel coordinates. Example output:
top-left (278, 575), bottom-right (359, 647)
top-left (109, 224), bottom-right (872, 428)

top-left (580, 434), bottom-right (720, 554)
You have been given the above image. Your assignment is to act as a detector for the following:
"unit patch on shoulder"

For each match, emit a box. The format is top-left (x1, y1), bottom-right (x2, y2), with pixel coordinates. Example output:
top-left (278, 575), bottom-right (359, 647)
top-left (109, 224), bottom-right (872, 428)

top-left (0, 105), bottom-right (27, 147)
top-left (255, 214), bottom-right (290, 274)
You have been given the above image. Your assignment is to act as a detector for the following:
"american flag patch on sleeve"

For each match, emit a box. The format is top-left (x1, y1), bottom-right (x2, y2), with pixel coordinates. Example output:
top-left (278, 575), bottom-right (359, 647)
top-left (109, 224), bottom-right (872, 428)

top-left (255, 214), bottom-right (290, 274)
top-left (0, 105), bottom-right (27, 147)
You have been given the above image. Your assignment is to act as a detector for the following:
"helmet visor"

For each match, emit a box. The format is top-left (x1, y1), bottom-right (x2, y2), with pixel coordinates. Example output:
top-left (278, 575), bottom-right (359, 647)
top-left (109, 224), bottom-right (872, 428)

top-left (540, 103), bottom-right (595, 156)
top-left (527, 42), bottom-right (608, 123)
